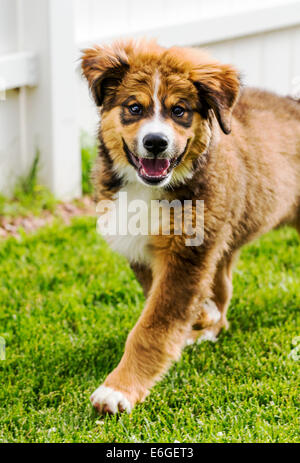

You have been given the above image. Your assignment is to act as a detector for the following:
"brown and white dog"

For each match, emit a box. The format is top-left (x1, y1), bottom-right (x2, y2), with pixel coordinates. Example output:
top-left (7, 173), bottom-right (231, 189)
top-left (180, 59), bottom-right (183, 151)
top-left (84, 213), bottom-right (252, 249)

top-left (81, 39), bottom-right (300, 414)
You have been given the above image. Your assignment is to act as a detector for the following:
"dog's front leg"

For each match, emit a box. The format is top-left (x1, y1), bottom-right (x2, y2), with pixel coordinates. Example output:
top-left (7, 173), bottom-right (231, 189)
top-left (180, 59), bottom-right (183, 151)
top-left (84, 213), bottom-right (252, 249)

top-left (91, 255), bottom-right (213, 414)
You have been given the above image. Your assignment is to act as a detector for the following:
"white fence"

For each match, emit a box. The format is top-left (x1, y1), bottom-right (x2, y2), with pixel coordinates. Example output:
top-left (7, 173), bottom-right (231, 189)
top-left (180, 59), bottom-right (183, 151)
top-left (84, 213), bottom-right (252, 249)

top-left (1, 0), bottom-right (300, 199)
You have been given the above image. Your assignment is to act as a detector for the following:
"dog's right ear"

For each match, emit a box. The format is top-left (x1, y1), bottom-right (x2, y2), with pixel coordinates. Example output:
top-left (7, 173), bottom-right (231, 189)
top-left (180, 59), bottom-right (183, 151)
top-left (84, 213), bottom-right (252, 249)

top-left (81, 44), bottom-right (129, 107)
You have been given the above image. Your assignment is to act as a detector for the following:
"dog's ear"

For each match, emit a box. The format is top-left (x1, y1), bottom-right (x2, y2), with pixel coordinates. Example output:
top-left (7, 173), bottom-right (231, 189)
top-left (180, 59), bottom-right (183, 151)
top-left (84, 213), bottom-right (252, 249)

top-left (191, 63), bottom-right (240, 134)
top-left (81, 44), bottom-right (129, 107)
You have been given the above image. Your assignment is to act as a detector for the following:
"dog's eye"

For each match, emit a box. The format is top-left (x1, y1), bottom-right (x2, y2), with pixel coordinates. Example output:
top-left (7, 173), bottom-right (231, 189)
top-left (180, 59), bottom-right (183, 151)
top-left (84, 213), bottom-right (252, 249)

top-left (129, 103), bottom-right (143, 116)
top-left (172, 106), bottom-right (185, 117)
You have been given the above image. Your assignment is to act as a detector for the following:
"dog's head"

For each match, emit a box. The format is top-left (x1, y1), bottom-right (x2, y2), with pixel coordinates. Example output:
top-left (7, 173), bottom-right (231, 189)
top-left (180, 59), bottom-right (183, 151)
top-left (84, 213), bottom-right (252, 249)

top-left (81, 39), bottom-right (240, 187)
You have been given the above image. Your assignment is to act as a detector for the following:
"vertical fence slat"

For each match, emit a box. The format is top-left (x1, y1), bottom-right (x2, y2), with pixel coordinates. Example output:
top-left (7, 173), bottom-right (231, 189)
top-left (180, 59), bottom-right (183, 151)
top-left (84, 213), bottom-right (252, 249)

top-left (20, 0), bottom-right (81, 199)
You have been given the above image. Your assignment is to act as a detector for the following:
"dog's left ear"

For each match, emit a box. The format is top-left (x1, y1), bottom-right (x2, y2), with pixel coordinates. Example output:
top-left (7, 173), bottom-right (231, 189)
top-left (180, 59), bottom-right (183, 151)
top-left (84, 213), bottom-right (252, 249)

top-left (192, 63), bottom-right (240, 134)
top-left (81, 44), bottom-right (129, 107)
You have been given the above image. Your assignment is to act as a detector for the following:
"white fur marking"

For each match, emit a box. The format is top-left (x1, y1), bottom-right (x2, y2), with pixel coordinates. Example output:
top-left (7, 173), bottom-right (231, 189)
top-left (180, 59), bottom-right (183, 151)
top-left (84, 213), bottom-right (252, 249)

top-left (137, 72), bottom-right (175, 160)
top-left (197, 330), bottom-right (218, 344)
top-left (90, 385), bottom-right (132, 414)
top-left (185, 338), bottom-right (195, 346)
top-left (153, 71), bottom-right (161, 118)
top-left (203, 299), bottom-right (221, 324)
top-left (100, 183), bottom-right (162, 265)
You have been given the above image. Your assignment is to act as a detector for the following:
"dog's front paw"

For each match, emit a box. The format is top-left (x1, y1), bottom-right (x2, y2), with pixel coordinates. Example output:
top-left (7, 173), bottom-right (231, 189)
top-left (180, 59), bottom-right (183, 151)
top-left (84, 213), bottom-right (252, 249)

top-left (90, 385), bottom-right (132, 414)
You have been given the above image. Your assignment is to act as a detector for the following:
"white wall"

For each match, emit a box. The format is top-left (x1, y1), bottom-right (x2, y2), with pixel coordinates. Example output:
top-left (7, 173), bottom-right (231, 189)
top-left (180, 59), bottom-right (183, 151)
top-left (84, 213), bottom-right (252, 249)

top-left (0, 0), bottom-right (81, 199)
top-left (74, 0), bottom-right (289, 44)
top-left (0, 1), bottom-right (22, 192)
top-left (1, 0), bottom-right (300, 198)
top-left (206, 27), bottom-right (300, 94)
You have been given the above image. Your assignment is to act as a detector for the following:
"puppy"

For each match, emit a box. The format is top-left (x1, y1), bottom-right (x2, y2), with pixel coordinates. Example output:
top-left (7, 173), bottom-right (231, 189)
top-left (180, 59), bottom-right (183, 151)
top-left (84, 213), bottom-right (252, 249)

top-left (81, 39), bottom-right (300, 414)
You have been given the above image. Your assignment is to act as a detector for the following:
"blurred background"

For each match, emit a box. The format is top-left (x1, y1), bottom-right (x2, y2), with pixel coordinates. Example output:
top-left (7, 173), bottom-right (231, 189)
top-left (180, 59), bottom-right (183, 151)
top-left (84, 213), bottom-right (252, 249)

top-left (0, 0), bottom-right (300, 201)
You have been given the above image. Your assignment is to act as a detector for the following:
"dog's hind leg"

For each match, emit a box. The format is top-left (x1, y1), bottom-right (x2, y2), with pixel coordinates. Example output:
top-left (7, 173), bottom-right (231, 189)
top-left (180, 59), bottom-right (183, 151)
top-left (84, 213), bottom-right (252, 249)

top-left (186, 251), bottom-right (239, 345)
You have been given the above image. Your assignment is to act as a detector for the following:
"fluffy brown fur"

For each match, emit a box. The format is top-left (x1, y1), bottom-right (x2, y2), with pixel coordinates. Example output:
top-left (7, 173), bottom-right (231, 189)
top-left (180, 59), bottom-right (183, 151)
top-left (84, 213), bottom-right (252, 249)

top-left (81, 39), bottom-right (300, 413)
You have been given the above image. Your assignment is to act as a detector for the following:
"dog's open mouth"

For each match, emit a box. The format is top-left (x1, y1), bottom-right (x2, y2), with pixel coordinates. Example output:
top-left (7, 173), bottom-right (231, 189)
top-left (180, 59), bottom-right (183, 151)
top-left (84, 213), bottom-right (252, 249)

top-left (123, 140), bottom-right (183, 185)
top-left (139, 158), bottom-right (170, 182)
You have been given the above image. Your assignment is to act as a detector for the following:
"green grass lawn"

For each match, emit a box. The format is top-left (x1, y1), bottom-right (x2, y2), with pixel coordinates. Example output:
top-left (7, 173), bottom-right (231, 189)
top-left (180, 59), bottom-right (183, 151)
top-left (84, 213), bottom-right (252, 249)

top-left (0, 218), bottom-right (299, 443)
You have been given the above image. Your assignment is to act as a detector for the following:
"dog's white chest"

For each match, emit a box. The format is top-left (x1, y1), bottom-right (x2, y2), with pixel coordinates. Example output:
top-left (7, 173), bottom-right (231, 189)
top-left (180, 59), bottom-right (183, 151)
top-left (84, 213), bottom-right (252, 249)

top-left (108, 229), bottom-right (151, 265)
top-left (97, 183), bottom-right (160, 266)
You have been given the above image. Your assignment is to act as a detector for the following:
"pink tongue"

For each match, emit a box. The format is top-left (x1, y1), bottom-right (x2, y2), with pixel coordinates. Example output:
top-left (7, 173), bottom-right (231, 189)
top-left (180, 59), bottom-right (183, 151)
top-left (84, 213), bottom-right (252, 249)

top-left (140, 158), bottom-right (170, 177)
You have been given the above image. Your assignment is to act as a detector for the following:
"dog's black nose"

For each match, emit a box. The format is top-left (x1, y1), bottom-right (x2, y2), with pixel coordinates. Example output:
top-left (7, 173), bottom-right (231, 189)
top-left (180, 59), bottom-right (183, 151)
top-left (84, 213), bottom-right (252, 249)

top-left (143, 133), bottom-right (168, 155)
